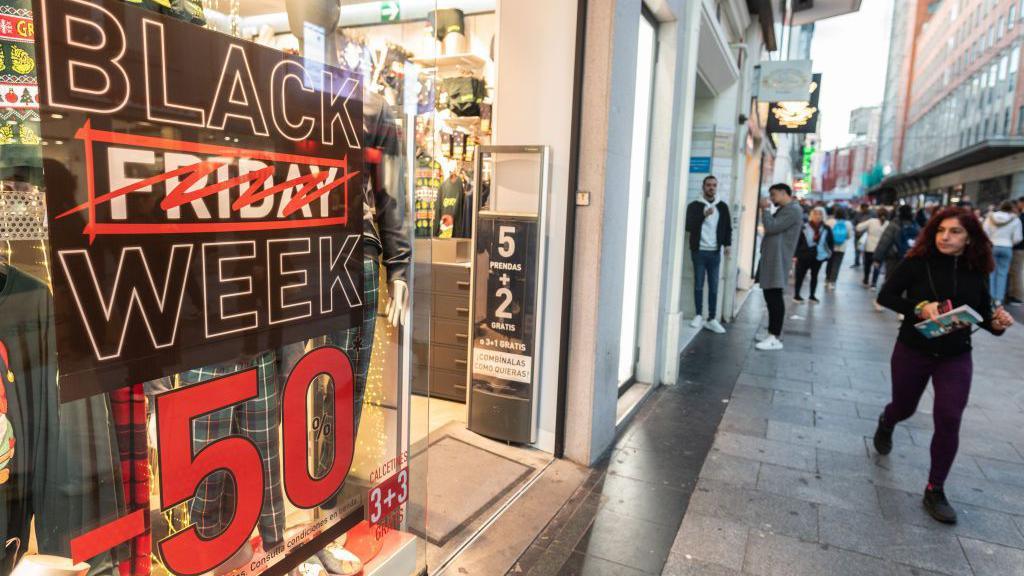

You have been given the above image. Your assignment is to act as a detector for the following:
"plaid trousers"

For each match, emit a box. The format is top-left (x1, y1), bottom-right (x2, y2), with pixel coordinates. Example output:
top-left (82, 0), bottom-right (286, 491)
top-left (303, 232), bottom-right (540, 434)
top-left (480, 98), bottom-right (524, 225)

top-left (278, 257), bottom-right (378, 480)
top-left (178, 351), bottom-right (285, 547)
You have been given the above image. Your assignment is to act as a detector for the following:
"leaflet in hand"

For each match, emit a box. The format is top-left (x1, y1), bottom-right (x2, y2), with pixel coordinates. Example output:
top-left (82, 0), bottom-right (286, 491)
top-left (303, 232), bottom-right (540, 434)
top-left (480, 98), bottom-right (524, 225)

top-left (914, 305), bottom-right (983, 339)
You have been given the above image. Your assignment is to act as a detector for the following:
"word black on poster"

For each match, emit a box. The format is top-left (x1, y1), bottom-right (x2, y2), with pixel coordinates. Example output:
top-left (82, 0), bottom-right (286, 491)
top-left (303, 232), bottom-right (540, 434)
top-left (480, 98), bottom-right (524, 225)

top-left (32, 0), bottom-right (364, 402)
top-left (471, 214), bottom-right (537, 400)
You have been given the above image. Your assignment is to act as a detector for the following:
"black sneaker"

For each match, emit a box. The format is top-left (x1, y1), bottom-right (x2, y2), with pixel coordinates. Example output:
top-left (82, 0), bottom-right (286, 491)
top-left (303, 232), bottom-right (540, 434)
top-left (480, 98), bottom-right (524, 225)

top-left (923, 486), bottom-right (957, 524)
top-left (809, 296), bottom-right (820, 304)
top-left (793, 296), bottom-right (805, 303)
top-left (873, 414), bottom-right (893, 455)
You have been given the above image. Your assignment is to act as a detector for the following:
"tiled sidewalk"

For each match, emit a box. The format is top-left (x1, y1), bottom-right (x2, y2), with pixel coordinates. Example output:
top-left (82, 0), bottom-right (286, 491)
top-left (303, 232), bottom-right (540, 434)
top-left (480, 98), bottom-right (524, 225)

top-left (663, 273), bottom-right (1024, 576)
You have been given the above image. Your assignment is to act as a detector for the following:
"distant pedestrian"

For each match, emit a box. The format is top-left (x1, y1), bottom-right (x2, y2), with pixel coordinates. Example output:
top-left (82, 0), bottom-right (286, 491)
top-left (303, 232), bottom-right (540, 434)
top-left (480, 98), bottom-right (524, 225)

top-left (857, 208), bottom-right (889, 288)
top-left (874, 207), bottom-right (1014, 524)
top-left (793, 207), bottom-right (834, 303)
top-left (1008, 197), bottom-right (1024, 305)
top-left (685, 175), bottom-right (732, 334)
top-left (982, 201), bottom-right (1023, 306)
top-left (825, 207), bottom-right (853, 290)
top-left (755, 183), bottom-right (803, 351)
top-left (914, 205), bottom-right (930, 228)
top-left (851, 204), bottom-right (871, 268)
top-left (874, 205), bottom-right (921, 282)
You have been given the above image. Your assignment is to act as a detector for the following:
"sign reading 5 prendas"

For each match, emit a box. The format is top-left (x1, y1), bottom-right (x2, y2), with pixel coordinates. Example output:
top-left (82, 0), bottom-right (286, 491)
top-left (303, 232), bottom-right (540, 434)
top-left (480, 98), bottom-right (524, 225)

top-left (471, 214), bottom-right (538, 400)
top-left (32, 0), bottom-right (364, 402)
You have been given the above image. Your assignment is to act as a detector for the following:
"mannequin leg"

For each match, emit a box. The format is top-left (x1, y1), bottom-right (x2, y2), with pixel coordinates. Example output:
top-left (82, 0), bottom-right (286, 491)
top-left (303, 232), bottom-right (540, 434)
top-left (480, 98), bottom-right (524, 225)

top-left (182, 353), bottom-right (284, 546)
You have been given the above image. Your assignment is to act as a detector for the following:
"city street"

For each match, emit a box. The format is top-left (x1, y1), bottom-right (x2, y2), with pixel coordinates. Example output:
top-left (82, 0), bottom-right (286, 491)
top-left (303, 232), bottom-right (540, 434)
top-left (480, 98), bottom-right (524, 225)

top-left (662, 272), bottom-right (1024, 576)
top-left (511, 270), bottom-right (1024, 576)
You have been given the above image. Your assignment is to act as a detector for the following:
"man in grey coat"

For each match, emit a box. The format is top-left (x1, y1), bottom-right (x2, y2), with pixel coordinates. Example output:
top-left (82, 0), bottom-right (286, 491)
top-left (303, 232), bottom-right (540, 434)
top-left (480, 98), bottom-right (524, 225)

top-left (755, 183), bottom-right (803, 351)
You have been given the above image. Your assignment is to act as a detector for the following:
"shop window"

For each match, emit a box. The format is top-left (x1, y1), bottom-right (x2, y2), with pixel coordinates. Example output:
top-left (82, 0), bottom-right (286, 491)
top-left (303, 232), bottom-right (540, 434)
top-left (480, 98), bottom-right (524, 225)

top-left (0, 1), bottom-right (563, 575)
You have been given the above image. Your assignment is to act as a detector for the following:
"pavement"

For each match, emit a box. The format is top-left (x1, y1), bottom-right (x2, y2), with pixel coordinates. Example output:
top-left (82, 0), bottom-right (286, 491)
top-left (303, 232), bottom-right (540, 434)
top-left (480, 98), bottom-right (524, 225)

top-left (510, 266), bottom-right (1024, 576)
top-left (662, 268), bottom-right (1024, 576)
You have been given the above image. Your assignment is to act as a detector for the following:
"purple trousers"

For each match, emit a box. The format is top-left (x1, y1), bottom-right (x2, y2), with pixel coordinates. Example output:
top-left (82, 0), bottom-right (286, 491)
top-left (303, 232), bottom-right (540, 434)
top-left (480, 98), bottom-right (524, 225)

top-left (882, 341), bottom-right (973, 486)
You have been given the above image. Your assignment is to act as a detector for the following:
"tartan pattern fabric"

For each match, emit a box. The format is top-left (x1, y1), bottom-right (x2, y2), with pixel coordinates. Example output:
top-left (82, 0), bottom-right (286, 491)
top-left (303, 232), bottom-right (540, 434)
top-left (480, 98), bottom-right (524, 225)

top-left (178, 351), bottom-right (285, 547)
top-left (109, 383), bottom-right (150, 576)
top-left (316, 258), bottom-right (378, 476)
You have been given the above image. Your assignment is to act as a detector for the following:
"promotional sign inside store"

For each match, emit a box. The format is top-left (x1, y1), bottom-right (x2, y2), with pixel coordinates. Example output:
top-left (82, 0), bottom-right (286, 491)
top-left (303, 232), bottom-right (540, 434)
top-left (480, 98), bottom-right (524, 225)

top-left (471, 215), bottom-right (538, 396)
top-left (33, 0), bottom-right (365, 402)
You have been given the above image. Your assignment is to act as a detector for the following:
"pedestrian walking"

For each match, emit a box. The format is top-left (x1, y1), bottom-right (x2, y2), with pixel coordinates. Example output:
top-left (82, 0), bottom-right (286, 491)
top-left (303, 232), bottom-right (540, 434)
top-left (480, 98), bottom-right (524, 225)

top-left (982, 201), bottom-right (1023, 306)
top-left (1008, 197), bottom-right (1024, 305)
top-left (755, 183), bottom-right (803, 351)
top-left (825, 207), bottom-right (853, 290)
top-left (851, 204), bottom-right (871, 268)
top-left (874, 207), bottom-right (1015, 524)
top-left (857, 207), bottom-right (888, 288)
top-left (685, 175), bottom-right (732, 334)
top-left (793, 206), bottom-right (834, 303)
top-left (874, 205), bottom-right (921, 282)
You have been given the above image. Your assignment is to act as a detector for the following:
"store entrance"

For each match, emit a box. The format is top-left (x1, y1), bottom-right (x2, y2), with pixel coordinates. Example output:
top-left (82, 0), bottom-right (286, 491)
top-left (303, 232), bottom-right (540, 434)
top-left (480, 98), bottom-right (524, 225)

top-left (391, 7), bottom-right (555, 573)
top-left (618, 9), bottom-right (658, 390)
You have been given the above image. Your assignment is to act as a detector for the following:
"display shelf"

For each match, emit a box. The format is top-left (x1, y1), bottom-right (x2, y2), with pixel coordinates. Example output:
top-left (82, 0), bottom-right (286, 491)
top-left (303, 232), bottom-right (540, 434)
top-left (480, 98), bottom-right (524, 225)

top-left (411, 52), bottom-right (489, 71)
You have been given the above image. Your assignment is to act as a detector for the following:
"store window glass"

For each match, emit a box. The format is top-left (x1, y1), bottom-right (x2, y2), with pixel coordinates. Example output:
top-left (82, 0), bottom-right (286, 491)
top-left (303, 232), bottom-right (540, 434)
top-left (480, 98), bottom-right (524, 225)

top-left (1, 0), bottom-right (565, 575)
top-left (0, 0), bottom-right (438, 574)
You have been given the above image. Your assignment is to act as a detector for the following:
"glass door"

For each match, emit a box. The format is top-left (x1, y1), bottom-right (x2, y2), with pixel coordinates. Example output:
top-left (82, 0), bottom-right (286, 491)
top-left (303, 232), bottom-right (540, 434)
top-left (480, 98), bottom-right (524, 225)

top-left (618, 10), bottom-right (658, 389)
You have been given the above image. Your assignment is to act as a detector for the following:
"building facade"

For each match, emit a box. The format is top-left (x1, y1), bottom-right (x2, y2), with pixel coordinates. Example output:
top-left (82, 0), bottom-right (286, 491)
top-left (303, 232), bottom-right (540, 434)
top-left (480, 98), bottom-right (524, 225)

top-left (874, 0), bottom-right (1024, 206)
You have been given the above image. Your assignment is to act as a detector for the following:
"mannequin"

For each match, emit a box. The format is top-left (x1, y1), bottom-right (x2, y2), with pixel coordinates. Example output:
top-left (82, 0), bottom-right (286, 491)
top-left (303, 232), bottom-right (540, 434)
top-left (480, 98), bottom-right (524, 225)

top-left (279, 2), bottom-right (411, 573)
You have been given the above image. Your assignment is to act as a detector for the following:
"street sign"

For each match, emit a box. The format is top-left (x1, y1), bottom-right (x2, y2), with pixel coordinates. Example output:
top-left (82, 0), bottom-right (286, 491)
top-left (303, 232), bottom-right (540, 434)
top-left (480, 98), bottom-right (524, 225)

top-left (380, 1), bottom-right (400, 22)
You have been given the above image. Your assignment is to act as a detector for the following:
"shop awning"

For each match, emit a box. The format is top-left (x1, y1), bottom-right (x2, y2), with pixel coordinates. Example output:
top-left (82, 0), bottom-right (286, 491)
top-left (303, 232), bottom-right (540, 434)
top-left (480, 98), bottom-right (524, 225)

top-left (790, 0), bottom-right (863, 26)
top-left (867, 138), bottom-right (1024, 198)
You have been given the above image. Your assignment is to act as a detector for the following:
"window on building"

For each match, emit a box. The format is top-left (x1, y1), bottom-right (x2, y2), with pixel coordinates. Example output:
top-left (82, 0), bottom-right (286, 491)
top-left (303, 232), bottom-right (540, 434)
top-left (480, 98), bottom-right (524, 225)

top-left (1000, 17), bottom-right (1006, 38)
top-left (1011, 6), bottom-right (1017, 28)
top-left (1005, 109), bottom-right (1011, 134)
top-left (1019, 106), bottom-right (1024, 134)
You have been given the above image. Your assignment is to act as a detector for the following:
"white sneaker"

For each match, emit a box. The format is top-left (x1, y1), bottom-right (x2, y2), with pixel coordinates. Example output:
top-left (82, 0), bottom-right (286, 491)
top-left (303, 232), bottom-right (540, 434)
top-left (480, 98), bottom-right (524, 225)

top-left (705, 319), bottom-right (726, 334)
top-left (690, 315), bottom-right (704, 329)
top-left (755, 335), bottom-right (784, 351)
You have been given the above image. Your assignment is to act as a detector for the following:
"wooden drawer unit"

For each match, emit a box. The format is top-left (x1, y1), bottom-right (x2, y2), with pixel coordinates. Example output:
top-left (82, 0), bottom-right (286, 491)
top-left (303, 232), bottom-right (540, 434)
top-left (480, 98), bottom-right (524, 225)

top-left (411, 363), bottom-right (466, 402)
top-left (432, 263), bottom-right (471, 294)
top-left (431, 367), bottom-right (468, 402)
top-left (431, 344), bottom-right (468, 373)
top-left (411, 261), bottom-right (472, 403)
top-left (432, 318), bottom-right (470, 348)
top-left (433, 294), bottom-right (470, 321)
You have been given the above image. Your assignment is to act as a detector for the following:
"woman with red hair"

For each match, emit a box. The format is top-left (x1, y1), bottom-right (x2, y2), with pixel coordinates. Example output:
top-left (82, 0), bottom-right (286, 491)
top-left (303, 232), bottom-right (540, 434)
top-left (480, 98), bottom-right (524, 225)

top-left (874, 207), bottom-right (1014, 524)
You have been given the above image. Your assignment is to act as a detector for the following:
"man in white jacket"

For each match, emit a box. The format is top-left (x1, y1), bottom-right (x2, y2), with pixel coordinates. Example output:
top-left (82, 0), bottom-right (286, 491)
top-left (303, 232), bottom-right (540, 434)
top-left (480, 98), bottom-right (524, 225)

top-left (983, 201), bottom-right (1024, 306)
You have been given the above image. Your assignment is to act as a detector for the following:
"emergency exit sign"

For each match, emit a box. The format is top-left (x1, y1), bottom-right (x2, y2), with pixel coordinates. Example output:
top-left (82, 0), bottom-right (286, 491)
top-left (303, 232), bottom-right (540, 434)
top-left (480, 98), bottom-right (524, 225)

top-left (380, 1), bottom-right (400, 22)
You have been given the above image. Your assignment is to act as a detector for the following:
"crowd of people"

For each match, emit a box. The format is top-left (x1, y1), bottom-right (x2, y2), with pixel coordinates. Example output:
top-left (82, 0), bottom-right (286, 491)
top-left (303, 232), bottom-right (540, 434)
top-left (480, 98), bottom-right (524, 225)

top-left (745, 195), bottom-right (1024, 318)
top-left (747, 184), bottom-right (1018, 525)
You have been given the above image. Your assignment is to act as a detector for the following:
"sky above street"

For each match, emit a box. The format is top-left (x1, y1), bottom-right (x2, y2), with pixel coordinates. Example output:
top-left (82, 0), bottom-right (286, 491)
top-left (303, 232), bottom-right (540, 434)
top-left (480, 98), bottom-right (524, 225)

top-left (810, 0), bottom-right (895, 150)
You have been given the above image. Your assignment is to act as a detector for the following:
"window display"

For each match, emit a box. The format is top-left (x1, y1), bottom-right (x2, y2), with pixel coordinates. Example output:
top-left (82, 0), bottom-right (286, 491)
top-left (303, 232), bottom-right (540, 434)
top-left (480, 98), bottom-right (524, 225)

top-left (0, 0), bottom-right (559, 574)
